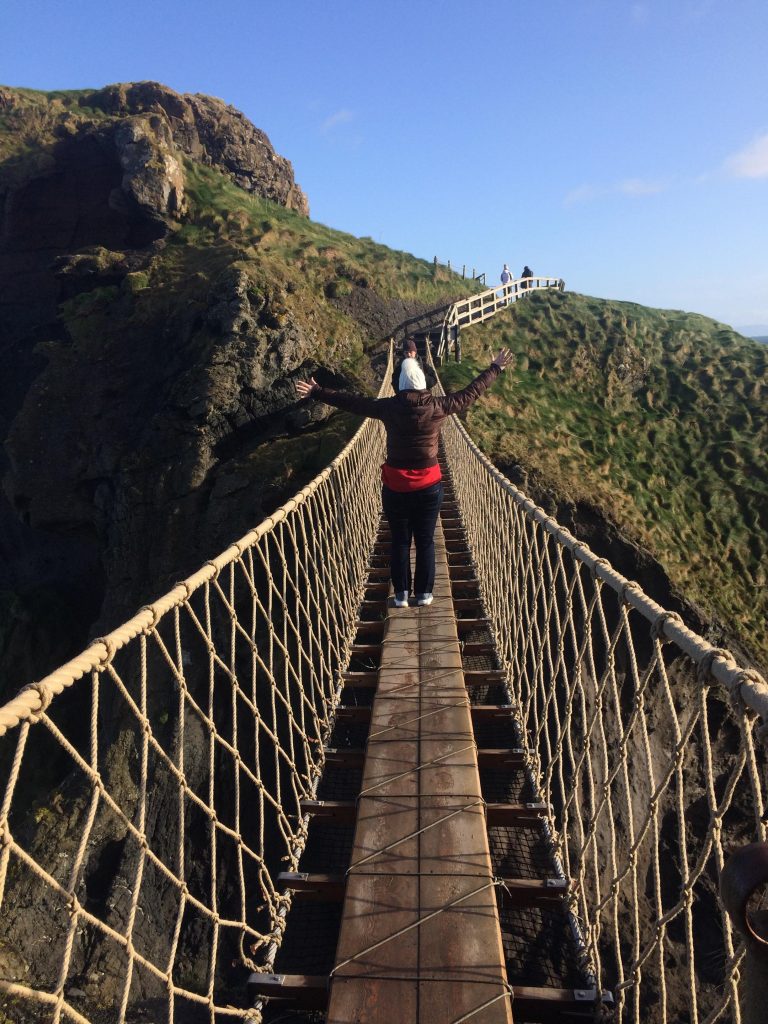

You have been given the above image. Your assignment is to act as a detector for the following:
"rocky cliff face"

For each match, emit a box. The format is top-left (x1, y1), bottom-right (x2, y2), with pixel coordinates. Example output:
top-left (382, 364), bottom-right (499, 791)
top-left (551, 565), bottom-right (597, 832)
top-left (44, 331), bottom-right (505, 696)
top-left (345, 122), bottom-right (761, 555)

top-left (0, 83), bottom-right (443, 692)
top-left (0, 85), bottom-right (297, 689)
top-left (83, 82), bottom-right (309, 215)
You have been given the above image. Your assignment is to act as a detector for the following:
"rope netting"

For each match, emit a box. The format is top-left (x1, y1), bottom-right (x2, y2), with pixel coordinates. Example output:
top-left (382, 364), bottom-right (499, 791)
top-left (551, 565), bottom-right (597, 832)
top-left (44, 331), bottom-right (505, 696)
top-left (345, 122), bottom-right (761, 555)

top-left (441, 410), bottom-right (768, 1024)
top-left (2, 312), bottom-right (767, 1024)
top-left (0, 352), bottom-right (393, 1023)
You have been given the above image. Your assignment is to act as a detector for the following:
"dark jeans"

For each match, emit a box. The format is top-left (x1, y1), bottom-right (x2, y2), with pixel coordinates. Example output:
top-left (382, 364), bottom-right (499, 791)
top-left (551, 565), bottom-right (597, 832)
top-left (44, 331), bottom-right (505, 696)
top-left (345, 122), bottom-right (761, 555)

top-left (382, 482), bottom-right (444, 595)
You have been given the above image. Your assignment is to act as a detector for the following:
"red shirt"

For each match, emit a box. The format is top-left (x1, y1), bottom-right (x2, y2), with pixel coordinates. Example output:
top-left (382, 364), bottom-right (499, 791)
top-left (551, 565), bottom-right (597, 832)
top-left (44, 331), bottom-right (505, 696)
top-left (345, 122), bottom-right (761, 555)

top-left (381, 463), bottom-right (442, 492)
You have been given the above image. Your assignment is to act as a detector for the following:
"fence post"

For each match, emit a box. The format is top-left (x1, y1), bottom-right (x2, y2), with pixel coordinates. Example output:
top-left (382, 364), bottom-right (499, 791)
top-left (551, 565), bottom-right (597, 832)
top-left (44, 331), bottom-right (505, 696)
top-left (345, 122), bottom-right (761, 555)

top-left (462, 265), bottom-right (466, 279)
top-left (447, 259), bottom-right (451, 272)
top-left (721, 842), bottom-right (768, 1024)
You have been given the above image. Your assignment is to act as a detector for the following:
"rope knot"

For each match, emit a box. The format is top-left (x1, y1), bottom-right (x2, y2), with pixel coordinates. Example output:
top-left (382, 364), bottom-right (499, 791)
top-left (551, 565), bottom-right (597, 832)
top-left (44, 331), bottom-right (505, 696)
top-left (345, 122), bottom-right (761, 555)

top-left (21, 681), bottom-right (53, 723)
top-left (89, 636), bottom-right (117, 668)
top-left (204, 560), bottom-right (221, 580)
top-left (139, 604), bottom-right (159, 631)
top-left (651, 610), bottom-right (684, 641)
top-left (590, 556), bottom-right (612, 581)
top-left (696, 647), bottom-right (732, 682)
top-left (619, 579), bottom-right (643, 606)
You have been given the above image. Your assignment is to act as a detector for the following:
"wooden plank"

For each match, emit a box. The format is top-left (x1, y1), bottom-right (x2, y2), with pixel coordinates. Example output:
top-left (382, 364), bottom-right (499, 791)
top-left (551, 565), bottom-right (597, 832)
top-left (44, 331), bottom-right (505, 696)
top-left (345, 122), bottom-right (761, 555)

top-left (464, 669), bottom-right (506, 686)
top-left (249, 974), bottom-right (603, 1019)
top-left (354, 621), bottom-right (386, 638)
top-left (462, 641), bottom-right (496, 656)
top-left (341, 670), bottom-right (378, 686)
top-left (456, 617), bottom-right (492, 633)
top-left (335, 705), bottom-right (372, 721)
top-left (247, 973), bottom-right (327, 1010)
top-left (486, 802), bottom-right (548, 826)
top-left (328, 521), bottom-right (511, 1024)
top-left (498, 876), bottom-right (569, 905)
top-left (324, 748), bottom-right (365, 767)
top-left (300, 799), bottom-right (356, 823)
top-left (277, 872), bottom-right (346, 901)
top-left (477, 748), bottom-right (527, 767)
top-left (349, 644), bottom-right (382, 658)
top-left (471, 705), bottom-right (516, 718)
top-left (364, 581), bottom-right (389, 594)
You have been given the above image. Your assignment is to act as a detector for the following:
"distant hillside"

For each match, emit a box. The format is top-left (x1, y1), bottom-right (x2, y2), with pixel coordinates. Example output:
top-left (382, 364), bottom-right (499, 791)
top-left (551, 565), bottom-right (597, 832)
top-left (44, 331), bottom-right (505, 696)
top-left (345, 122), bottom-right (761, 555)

top-left (441, 291), bottom-right (768, 670)
top-left (0, 83), bottom-right (478, 691)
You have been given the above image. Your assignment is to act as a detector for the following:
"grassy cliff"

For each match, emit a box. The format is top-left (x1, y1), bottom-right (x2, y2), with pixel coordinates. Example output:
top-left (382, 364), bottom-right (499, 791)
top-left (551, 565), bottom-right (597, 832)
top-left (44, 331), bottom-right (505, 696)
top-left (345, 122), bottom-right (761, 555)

top-left (440, 290), bottom-right (767, 668)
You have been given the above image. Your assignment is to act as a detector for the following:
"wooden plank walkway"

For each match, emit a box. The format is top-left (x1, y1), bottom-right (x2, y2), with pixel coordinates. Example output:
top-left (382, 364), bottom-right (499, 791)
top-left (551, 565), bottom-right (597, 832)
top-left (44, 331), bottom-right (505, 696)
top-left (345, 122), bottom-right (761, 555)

top-left (327, 522), bottom-right (513, 1024)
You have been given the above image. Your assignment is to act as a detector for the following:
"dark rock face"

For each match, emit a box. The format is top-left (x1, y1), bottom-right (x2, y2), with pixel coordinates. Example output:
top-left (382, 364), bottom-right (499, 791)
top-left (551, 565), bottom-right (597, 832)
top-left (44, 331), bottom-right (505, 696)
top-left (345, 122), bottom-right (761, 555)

top-left (0, 83), bottom-right (312, 696)
top-left (84, 81), bottom-right (309, 215)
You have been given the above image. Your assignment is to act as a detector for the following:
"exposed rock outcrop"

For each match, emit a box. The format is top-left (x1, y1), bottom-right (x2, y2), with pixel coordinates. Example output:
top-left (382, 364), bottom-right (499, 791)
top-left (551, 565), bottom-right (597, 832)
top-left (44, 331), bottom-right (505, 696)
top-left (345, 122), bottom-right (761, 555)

top-left (84, 81), bottom-right (309, 215)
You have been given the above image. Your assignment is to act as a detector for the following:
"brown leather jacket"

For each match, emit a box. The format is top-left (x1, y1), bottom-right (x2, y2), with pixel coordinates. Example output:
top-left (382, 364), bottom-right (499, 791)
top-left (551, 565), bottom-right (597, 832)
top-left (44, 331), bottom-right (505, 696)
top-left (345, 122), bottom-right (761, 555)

top-left (314, 363), bottom-right (502, 469)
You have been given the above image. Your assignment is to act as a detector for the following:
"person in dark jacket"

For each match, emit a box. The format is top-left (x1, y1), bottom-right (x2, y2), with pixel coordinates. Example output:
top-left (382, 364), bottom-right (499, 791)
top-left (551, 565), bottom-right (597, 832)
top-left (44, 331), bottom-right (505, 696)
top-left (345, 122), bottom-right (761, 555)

top-left (295, 347), bottom-right (513, 607)
top-left (393, 337), bottom-right (425, 393)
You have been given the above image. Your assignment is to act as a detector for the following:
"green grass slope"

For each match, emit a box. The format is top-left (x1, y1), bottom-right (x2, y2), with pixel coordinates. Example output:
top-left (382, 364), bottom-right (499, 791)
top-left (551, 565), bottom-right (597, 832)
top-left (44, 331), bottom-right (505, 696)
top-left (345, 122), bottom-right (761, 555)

top-left (441, 290), bottom-right (767, 668)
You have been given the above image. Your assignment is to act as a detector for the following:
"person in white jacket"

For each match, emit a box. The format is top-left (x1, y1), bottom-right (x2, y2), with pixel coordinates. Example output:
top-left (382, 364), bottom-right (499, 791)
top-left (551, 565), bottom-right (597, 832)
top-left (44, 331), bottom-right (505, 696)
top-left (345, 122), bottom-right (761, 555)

top-left (499, 264), bottom-right (512, 304)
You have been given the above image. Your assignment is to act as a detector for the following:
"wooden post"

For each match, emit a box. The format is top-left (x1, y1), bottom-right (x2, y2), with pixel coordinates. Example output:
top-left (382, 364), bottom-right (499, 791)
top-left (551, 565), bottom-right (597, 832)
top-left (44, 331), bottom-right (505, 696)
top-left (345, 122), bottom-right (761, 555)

top-left (462, 265), bottom-right (466, 279)
top-left (447, 259), bottom-right (451, 271)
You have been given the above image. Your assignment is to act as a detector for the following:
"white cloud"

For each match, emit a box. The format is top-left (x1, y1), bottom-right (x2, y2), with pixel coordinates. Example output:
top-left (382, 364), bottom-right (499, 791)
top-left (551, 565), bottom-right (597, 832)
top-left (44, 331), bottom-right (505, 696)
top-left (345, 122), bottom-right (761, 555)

top-left (618, 177), bottom-right (667, 196)
top-left (564, 184), bottom-right (605, 206)
top-left (565, 178), bottom-right (668, 205)
top-left (724, 132), bottom-right (768, 179)
top-left (319, 109), bottom-right (354, 134)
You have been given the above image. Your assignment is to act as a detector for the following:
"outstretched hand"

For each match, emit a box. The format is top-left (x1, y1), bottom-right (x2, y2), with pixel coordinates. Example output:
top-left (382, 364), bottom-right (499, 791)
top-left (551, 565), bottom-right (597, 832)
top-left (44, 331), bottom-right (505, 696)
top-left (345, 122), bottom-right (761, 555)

top-left (491, 348), bottom-right (514, 370)
top-left (295, 377), bottom-right (319, 400)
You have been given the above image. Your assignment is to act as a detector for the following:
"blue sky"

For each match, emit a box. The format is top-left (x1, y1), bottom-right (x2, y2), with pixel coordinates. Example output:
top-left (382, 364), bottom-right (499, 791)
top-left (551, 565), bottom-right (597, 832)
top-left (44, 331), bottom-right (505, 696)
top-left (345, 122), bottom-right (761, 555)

top-left (2, 0), bottom-right (767, 330)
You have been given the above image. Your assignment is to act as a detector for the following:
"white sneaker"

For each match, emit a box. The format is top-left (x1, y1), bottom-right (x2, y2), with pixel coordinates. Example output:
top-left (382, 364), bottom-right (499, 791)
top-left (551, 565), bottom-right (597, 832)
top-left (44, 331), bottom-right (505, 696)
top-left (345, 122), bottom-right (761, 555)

top-left (393, 592), bottom-right (409, 608)
top-left (416, 593), bottom-right (433, 606)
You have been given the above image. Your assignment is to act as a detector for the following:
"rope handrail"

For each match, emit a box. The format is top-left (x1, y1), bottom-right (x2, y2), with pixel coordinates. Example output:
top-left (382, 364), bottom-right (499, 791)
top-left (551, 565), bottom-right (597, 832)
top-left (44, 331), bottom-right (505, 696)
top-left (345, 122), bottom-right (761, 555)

top-left (448, 413), bottom-right (768, 721)
top-left (436, 354), bottom-right (767, 1024)
top-left (0, 402), bottom-right (384, 738)
top-left (0, 347), bottom-right (395, 1023)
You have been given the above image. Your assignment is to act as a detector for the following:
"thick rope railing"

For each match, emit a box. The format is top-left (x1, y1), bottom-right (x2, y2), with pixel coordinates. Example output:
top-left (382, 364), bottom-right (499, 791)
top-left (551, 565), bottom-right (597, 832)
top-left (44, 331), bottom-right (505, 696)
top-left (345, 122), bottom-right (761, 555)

top-left (0, 350), bottom-right (393, 1023)
top-left (440, 406), bottom-right (768, 1024)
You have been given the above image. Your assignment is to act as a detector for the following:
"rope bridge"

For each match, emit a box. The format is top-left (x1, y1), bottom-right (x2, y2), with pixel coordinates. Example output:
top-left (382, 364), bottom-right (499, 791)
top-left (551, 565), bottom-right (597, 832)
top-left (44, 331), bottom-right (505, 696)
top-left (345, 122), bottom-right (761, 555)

top-left (0, 310), bottom-right (766, 1022)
